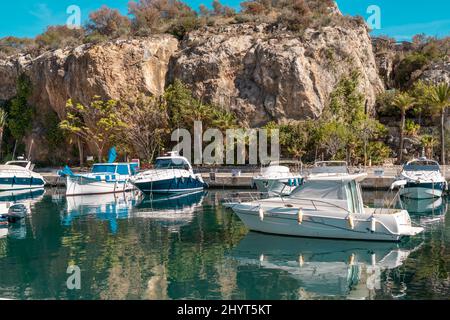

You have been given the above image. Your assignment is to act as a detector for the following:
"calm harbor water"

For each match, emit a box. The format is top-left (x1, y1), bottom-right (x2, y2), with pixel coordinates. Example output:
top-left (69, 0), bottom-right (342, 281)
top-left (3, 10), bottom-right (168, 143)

top-left (0, 188), bottom-right (449, 300)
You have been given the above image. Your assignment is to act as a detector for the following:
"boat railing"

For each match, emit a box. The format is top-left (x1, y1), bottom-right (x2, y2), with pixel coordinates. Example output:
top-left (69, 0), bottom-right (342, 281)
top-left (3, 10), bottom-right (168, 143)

top-left (223, 193), bottom-right (353, 214)
top-left (222, 192), bottom-right (270, 204)
top-left (0, 168), bottom-right (31, 176)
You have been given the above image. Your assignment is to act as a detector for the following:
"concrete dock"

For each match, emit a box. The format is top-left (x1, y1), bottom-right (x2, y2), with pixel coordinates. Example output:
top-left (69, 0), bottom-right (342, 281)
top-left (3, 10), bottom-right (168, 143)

top-left (40, 166), bottom-right (408, 190)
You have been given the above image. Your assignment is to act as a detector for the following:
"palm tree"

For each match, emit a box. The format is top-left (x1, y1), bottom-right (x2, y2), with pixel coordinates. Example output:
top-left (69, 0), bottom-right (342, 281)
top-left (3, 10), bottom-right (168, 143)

top-left (0, 108), bottom-right (7, 161)
top-left (420, 134), bottom-right (437, 159)
top-left (392, 92), bottom-right (415, 164)
top-left (428, 82), bottom-right (450, 165)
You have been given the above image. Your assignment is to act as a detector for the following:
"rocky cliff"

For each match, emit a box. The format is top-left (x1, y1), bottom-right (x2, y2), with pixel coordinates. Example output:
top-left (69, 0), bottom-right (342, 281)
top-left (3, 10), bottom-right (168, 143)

top-left (0, 19), bottom-right (386, 161)
top-left (171, 23), bottom-right (383, 125)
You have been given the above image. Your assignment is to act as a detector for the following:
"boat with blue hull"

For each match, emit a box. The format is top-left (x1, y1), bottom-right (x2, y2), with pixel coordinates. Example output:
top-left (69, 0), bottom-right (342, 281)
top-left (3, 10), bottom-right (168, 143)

top-left (0, 160), bottom-right (45, 191)
top-left (130, 152), bottom-right (207, 194)
top-left (396, 157), bottom-right (447, 199)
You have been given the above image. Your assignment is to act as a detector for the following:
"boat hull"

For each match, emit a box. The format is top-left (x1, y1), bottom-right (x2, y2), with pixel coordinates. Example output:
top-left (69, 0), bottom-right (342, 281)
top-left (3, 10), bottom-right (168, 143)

top-left (231, 206), bottom-right (422, 242)
top-left (400, 182), bottom-right (445, 199)
top-left (133, 176), bottom-right (206, 194)
top-left (0, 177), bottom-right (45, 191)
top-left (66, 176), bottom-right (134, 196)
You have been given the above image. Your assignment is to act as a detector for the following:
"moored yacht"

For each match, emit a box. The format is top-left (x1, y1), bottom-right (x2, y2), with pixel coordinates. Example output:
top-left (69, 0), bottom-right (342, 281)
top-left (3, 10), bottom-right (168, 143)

top-left (62, 162), bottom-right (138, 196)
top-left (59, 148), bottom-right (139, 196)
top-left (226, 161), bottom-right (423, 241)
top-left (252, 160), bottom-right (303, 196)
top-left (130, 151), bottom-right (207, 194)
top-left (396, 157), bottom-right (447, 199)
top-left (0, 160), bottom-right (45, 191)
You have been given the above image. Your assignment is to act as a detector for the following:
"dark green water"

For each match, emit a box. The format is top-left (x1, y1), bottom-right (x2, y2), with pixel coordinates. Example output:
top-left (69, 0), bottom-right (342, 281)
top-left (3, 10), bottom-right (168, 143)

top-left (0, 189), bottom-right (449, 300)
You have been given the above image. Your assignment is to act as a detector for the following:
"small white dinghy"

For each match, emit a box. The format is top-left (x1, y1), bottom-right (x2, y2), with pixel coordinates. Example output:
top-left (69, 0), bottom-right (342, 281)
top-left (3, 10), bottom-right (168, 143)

top-left (226, 162), bottom-right (423, 242)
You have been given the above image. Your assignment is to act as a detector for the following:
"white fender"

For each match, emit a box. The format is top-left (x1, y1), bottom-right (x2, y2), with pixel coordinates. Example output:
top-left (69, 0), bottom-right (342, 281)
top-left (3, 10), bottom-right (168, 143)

top-left (297, 209), bottom-right (303, 224)
top-left (348, 215), bottom-right (354, 229)
top-left (349, 253), bottom-right (355, 266)
top-left (259, 207), bottom-right (264, 221)
top-left (299, 255), bottom-right (304, 267)
top-left (370, 217), bottom-right (377, 232)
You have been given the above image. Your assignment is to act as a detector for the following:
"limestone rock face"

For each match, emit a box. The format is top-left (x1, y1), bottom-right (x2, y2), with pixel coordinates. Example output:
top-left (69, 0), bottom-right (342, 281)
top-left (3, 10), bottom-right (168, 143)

top-left (419, 61), bottom-right (450, 84)
top-left (171, 23), bottom-right (384, 126)
top-left (0, 21), bottom-right (387, 162)
top-left (0, 59), bottom-right (20, 102)
top-left (0, 35), bottom-right (179, 118)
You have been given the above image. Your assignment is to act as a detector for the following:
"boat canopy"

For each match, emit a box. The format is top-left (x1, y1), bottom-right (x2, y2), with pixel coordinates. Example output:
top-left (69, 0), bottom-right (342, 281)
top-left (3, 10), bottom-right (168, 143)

top-left (403, 158), bottom-right (440, 172)
top-left (91, 163), bottom-right (136, 175)
top-left (4, 161), bottom-right (31, 169)
top-left (261, 165), bottom-right (290, 175)
top-left (289, 178), bottom-right (364, 214)
top-left (311, 161), bottom-right (349, 174)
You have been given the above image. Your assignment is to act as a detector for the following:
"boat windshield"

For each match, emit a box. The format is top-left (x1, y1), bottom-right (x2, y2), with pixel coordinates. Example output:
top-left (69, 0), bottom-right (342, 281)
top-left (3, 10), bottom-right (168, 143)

top-left (6, 161), bottom-right (28, 168)
top-left (155, 158), bottom-right (190, 170)
top-left (290, 180), bottom-right (348, 200)
top-left (404, 161), bottom-right (439, 171)
top-left (92, 164), bottom-right (117, 173)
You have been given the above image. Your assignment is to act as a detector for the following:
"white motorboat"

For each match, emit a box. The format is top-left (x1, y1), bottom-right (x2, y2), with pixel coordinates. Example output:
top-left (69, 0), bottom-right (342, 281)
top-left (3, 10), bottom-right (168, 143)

top-left (130, 151), bottom-right (207, 194)
top-left (252, 161), bottom-right (303, 196)
top-left (0, 160), bottom-right (45, 191)
top-left (59, 147), bottom-right (139, 196)
top-left (397, 157), bottom-right (447, 199)
top-left (62, 162), bottom-right (138, 196)
top-left (230, 232), bottom-right (422, 299)
top-left (226, 162), bottom-right (423, 241)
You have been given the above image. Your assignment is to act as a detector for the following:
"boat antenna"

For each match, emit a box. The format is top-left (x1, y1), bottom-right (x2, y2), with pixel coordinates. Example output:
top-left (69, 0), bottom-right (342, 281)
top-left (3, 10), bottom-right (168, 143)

top-left (27, 138), bottom-right (34, 161)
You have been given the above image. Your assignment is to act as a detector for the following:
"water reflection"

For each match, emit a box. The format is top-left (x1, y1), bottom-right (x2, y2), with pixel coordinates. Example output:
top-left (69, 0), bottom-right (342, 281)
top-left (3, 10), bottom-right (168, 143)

top-left (230, 232), bottom-right (423, 299)
top-left (0, 189), bottom-right (44, 240)
top-left (63, 191), bottom-right (143, 233)
top-left (132, 191), bottom-right (206, 232)
top-left (400, 197), bottom-right (447, 216)
top-left (0, 189), bottom-right (449, 299)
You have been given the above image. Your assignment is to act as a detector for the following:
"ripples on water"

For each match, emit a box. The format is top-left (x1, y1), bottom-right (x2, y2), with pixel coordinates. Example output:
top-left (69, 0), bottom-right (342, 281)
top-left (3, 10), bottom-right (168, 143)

top-left (0, 188), bottom-right (449, 300)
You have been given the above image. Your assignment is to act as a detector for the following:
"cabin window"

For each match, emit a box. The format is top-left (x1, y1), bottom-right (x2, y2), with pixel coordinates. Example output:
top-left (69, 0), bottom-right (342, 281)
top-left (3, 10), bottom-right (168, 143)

top-left (348, 181), bottom-right (362, 214)
top-left (7, 162), bottom-right (28, 168)
top-left (130, 163), bottom-right (139, 174)
top-left (155, 159), bottom-right (190, 170)
top-left (116, 164), bottom-right (130, 175)
top-left (92, 165), bottom-right (116, 173)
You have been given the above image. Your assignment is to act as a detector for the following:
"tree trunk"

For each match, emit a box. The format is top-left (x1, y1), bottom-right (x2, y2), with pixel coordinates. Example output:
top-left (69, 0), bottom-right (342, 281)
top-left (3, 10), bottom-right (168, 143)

top-left (441, 109), bottom-right (446, 165)
top-left (0, 131), bottom-right (3, 161)
top-left (77, 138), bottom-right (84, 167)
top-left (398, 111), bottom-right (406, 164)
top-left (364, 139), bottom-right (367, 167)
top-left (12, 140), bottom-right (17, 160)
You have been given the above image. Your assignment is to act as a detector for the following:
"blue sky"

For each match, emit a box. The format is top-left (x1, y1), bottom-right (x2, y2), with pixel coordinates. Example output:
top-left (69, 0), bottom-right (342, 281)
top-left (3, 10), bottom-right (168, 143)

top-left (0, 1), bottom-right (449, 41)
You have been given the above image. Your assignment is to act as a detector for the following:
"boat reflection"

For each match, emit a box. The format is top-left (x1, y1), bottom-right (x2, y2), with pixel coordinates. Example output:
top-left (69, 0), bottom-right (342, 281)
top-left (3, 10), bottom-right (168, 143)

top-left (0, 188), bottom-right (45, 240)
top-left (132, 191), bottom-right (206, 232)
top-left (63, 191), bottom-right (143, 233)
top-left (400, 196), bottom-right (447, 216)
top-left (230, 232), bottom-right (422, 299)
